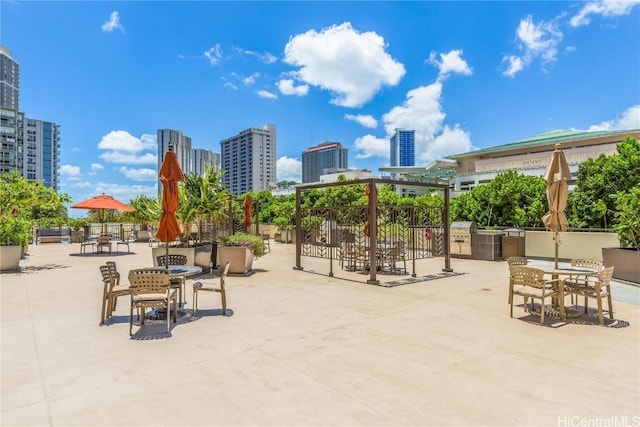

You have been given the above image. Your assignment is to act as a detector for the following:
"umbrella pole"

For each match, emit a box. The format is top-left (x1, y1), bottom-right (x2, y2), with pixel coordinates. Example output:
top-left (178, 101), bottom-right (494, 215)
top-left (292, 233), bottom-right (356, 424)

top-left (165, 243), bottom-right (169, 269)
top-left (554, 231), bottom-right (559, 269)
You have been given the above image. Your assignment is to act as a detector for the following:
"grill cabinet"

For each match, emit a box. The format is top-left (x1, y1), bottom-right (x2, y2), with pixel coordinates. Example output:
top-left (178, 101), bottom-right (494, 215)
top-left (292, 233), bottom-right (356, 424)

top-left (450, 221), bottom-right (476, 258)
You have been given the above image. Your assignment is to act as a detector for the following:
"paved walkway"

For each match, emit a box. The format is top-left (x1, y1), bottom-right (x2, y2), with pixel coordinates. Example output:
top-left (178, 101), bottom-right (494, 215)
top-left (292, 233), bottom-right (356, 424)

top-left (1, 241), bottom-right (639, 426)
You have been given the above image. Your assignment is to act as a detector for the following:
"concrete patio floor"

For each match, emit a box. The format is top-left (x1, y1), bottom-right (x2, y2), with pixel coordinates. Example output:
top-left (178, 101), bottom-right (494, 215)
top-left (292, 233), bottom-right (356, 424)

top-left (1, 240), bottom-right (639, 426)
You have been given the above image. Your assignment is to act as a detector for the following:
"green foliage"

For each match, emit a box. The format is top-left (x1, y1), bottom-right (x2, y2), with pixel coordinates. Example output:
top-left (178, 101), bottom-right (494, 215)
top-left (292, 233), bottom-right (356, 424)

top-left (0, 171), bottom-right (70, 245)
top-left (67, 218), bottom-right (89, 231)
top-left (128, 194), bottom-right (161, 230)
top-left (0, 216), bottom-right (32, 246)
top-left (451, 170), bottom-right (547, 228)
top-left (219, 232), bottom-right (267, 258)
top-left (611, 187), bottom-right (640, 250)
top-left (567, 136), bottom-right (640, 228)
top-left (272, 195), bottom-right (296, 231)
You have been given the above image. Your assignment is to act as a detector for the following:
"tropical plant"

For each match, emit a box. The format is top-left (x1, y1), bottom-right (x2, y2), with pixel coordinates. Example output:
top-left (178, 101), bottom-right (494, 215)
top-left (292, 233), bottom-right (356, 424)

top-left (567, 136), bottom-right (640, 228)
top-left (219, 232), bottom-right (267, 258)
top-left (128, 194), bottom-right (161, 230)
top-left (0, 216), bottom-right (32, 247)
top-left (611, 187), bottom-right (640, 250)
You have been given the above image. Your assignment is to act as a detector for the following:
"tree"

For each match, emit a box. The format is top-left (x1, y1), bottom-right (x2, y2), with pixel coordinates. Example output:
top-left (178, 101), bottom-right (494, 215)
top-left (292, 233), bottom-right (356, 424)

top-left (450, 169), bottom-right (547, 228)
top-left (567, 136), bottom-right (640, 228)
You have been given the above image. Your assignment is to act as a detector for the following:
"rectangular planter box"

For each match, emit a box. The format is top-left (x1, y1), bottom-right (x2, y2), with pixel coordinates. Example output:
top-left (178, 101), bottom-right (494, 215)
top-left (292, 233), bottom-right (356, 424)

top-left (602, 247), bottom-right (640, 284)
top-left (218, 246), bottom-right (254, 275)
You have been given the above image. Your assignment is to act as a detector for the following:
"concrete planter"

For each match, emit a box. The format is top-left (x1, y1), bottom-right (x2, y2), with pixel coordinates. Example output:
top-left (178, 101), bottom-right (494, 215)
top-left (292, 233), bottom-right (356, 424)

top-left (602, 247), bottom-right (640, 284)
top-left (70, 231), bottom-right (85, 243)
top-left (218, 246), bottom-right (254, 275)
top-left (0, 245), bottom-right (22, 272)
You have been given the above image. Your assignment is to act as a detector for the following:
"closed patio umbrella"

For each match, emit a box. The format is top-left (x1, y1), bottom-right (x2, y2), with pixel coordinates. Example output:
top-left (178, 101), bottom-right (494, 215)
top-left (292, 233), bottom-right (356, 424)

top-left (71, 193), bottom-right (135, 234)
top-left (542, 143), bottom-right (571, 269)
top-left (243, 194), bottom-right (252, 227)
top-left (157, 146), bottom-right (184, 267)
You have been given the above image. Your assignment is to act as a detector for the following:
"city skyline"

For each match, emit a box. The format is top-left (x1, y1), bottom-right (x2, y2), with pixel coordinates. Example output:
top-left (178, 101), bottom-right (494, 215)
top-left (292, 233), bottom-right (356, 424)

top-left (2, 1), bottom-right (639, 209)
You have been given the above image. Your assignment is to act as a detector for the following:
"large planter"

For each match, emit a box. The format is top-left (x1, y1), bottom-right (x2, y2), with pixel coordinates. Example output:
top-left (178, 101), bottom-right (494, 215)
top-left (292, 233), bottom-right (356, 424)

top-left (0, 245), bottom-right (22, 272)
top-left (218, 246), bottom-right (254, 275)
top-left (602, 247), bottom-right (640, 284)
top-left (70, 230), bottom-right (85, 243)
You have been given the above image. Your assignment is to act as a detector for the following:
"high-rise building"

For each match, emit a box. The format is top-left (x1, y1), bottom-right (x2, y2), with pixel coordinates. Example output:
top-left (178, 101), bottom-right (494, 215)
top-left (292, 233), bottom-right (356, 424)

top-left (0, 45), bottom-right (19, 110)
top-left (157, 129), bottom-right (192, 175)
top-left (220, 124), bottom-right (276, 195)
top-left (24, 118), bottom-right (60, 190)
top-left (301, 141), bottom-right (348, 183)
top-left (0, 45), bottom-right (60, 189)
top-left (192, 148), bottom-right (220, 174)
top-left (390, 129), bottom-right (415, 167)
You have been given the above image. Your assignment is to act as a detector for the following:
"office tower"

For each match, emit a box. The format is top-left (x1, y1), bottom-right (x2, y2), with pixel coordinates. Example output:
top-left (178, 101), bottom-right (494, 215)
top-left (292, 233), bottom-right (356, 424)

top-left (157, 129), bottom-right (192, 175)
top-left (23, 118), bottom-right (61, 190)
top-left (220, 124), bottom-right (276, 195)
top-left (192, 148), bottom-right (220, 174)
top-left (0, 45), bottom-right (19, 110)
top-left (390, 129), bottom-right (415, 167)
top-left (301, 141), bottom-right (348, 183)
top-left (0, 45), bottom-right (60, 189)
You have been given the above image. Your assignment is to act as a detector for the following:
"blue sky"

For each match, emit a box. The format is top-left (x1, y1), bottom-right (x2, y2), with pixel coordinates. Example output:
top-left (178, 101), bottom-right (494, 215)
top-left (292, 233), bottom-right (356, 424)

top-left (2, 1), bottom-right (639, 209)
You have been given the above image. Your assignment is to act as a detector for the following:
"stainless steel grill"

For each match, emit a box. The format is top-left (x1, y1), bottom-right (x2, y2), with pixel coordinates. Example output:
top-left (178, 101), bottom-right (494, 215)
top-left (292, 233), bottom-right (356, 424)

top-left (450, 221), bottom-right (476, 258)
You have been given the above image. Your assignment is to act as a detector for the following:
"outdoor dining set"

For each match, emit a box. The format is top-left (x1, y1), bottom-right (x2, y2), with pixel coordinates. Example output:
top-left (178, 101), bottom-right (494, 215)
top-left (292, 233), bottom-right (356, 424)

top-left (98, 256), bottom-right (230, 336)
top-left (507, 256), bottom-right (615, 326)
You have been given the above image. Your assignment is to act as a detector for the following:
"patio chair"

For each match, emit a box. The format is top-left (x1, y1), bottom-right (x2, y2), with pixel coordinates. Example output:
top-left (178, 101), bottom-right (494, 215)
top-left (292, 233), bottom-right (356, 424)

top-left (116, 233), bottom-right (135, 253)
top-left (509, 266), bottom-right (561, 325)
top-left (262, 233), bottom-right (271, 253)
top-left (388, 239), bottom-right (407, 274)
top-left (507, 256), bottom-right (528, 304)
top-left (99, 264), bottom-right (130, 325)
top-left (567, 259), bottom-right (604, 304)
top-left (563, 266), bottom-right (614, 326)
top-left (128, 268), bottom-right (177, 335)
top-left (156, 254), bottom-right (188, 305)
top-left (96, 234), bottom-right (112, 254)
top-left (340, 234), bottom-right (359, 271)
top-left (192, 261), bottom-right (231, 315)
top-left (79, 236), bottom-right (96, 254)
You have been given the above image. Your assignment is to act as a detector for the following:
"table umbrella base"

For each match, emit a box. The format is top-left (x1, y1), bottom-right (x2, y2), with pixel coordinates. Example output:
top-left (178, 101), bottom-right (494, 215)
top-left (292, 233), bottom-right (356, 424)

top-left (530, 304), bottom-right (581, 319)
top-left (145, 304), bottom-right (188, 320)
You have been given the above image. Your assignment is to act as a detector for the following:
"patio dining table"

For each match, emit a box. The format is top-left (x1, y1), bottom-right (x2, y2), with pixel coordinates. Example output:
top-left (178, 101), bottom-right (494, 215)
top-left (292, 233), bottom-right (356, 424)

top-left (145, 265), bottom-right (202, 319)
top-left (540, 266), bottom-right (600, 319)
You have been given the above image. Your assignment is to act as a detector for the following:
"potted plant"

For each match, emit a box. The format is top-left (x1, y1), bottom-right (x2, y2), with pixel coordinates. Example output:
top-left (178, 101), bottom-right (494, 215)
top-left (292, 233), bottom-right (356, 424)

top-left (0, 216), bottom-right (33, 271)
top-left (68, 218), bottom-right (88, 243)
top-left (602, 188), bottom-right (640, 283)
top-left (218, 232), bottom-right (267, 275)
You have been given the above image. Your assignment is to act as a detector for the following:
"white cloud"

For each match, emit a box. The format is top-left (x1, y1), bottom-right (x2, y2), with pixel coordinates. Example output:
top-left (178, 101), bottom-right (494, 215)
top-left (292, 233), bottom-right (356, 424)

top-left (276, 156), bottom-right (302, 182)
top-left (422, 124), bottom-right (473, 162)
top-left (100, 151), bottom-right (157, 165)
top-left (101, 11), bottom-right (124, 32)
top-left (236, 48), bottom-right (278, 64)
top-left (60, 164), bottom-right (81, 177)
top-left (502, 15), bottom-right (563, 77)
top-left (354, 134), bottom-right (389, 159)
top-left (98, 130), bottom-right (156, 152)
top-left (587, 105), bottom-right (640, 131)
top-left (353, 78), bottom-right (473, 163)
top-left (243, 72), bottom-right (260, 86)
top-left (277, 79), bottom-right (309, 96)
top-left (428, 50), bottom-right (473, 79)
top-left (223, 80), bottom-right (238, 91)
top-left (91, 163), bottom-right (103, 171)
top-left (345, 114), bottom-right (378, 129)
top-left (118, 166), bottom-right (158, 182)
top-left (283, 22), bottom-right (405, 107)
top-left (571, 0), bottom-right (640, 27)
top-left (257, 90), bottom-right (278, 99)
top-left (205, 44), bottom-right (223, 66)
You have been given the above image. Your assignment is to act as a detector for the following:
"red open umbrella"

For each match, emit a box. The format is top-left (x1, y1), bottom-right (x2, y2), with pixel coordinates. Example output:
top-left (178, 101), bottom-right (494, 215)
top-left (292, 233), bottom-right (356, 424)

top-left (243, 194), bottom-right (253, 227)
top-left (71, 194), bottom-right (135, 233)
top-left (157, 147), bottom-right (184, 265)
